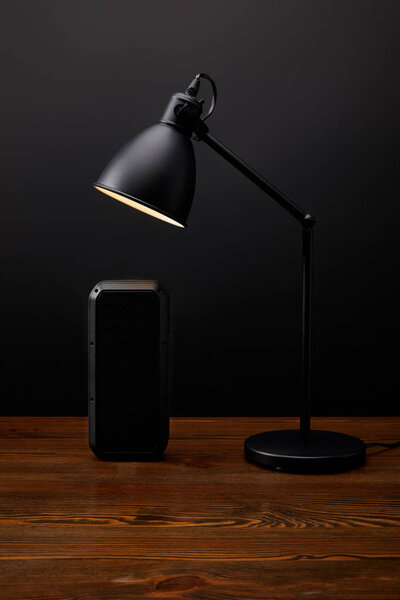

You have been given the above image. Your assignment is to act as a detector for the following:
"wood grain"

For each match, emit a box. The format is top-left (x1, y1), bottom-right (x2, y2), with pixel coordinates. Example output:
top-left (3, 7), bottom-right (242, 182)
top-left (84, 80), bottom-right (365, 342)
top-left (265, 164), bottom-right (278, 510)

top-left (0, 417), bottom-right (399, 599)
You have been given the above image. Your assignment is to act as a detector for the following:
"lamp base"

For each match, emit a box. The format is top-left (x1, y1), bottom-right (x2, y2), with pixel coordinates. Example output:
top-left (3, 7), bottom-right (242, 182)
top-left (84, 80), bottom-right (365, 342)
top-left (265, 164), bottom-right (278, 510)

top-left (244, 429), bottom-right (366, 474)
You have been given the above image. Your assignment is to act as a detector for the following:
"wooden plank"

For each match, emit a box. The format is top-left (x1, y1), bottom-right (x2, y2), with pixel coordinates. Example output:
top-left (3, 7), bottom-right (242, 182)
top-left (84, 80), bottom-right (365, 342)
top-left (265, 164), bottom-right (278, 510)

top-left (0, 417), bottom-right (399, 599)
top-left (1, 558), bottom-right (399, 600)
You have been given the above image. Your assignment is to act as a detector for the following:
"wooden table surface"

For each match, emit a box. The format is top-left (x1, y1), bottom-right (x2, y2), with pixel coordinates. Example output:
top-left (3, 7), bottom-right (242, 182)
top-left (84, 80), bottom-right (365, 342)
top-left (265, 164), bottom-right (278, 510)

top-left (0, 417), bottom-right (400, 599)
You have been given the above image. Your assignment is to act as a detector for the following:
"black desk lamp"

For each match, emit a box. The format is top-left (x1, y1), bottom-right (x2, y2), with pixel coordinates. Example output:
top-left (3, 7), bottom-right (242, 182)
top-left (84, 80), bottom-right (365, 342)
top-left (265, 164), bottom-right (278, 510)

top-left (94, 73), bottom-right (366, 473)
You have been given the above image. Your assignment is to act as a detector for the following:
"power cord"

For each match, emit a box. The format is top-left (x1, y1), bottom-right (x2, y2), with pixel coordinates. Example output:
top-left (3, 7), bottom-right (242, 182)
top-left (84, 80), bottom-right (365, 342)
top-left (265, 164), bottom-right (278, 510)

top-left (365, 440), bottom-right (400, 449)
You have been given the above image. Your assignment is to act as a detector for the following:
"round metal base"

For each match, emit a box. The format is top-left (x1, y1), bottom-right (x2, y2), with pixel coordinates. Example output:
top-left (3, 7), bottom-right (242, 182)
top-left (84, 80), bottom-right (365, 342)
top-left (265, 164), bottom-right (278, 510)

top-left (244, 430), bottom-right (366, 474)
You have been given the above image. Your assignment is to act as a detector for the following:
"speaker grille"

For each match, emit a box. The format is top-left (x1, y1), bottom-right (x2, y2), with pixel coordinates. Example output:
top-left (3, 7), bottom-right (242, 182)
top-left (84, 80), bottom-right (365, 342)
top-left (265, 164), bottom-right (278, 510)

top-left (94, 289), bottom-right (161, 453)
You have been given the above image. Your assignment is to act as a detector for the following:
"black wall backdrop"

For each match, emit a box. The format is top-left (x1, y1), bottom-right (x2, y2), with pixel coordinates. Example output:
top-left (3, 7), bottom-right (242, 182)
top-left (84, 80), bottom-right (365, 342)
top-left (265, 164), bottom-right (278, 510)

top-left (1, 0), bottom-right (399, 416)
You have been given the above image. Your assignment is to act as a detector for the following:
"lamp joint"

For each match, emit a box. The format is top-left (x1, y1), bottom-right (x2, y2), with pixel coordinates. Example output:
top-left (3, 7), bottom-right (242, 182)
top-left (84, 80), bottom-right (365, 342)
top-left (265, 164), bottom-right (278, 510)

top-left (193, 119), bottom-right (209, 141)
top-left (303, 213), bottom-right (317, 228)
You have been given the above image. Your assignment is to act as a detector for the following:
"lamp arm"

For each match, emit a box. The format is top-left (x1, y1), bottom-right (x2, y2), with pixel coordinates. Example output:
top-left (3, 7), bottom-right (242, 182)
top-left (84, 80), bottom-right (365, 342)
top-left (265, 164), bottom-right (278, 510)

top-left (196, 126), bottom-right (315, 440)
top-left (300, 225), bottom-right (313, 441)
top-left (197, 129), bottom-right (316, 226)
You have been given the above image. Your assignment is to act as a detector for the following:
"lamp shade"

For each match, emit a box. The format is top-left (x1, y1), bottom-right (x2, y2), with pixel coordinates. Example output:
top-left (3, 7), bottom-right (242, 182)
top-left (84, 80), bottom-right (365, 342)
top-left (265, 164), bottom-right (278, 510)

top-left (94, 123), bottom-right (196, 228)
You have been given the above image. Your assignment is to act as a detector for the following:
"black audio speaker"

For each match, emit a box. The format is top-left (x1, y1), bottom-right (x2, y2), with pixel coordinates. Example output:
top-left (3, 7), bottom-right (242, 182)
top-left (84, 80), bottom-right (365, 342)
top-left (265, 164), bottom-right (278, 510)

top-left (88, 280), bottom-right (169, 460)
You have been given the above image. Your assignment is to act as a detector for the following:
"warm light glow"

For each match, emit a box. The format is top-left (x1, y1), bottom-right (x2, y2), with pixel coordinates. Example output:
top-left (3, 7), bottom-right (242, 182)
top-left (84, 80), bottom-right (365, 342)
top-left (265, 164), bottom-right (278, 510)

top-left (94, 186), bottom-right (185, 228)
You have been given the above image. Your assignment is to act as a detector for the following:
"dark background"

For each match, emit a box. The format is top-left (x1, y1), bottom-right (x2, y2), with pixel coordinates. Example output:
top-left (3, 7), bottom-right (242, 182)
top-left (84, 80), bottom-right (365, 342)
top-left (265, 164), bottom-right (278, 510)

top-left (1, 0), bottom-right (399, 416)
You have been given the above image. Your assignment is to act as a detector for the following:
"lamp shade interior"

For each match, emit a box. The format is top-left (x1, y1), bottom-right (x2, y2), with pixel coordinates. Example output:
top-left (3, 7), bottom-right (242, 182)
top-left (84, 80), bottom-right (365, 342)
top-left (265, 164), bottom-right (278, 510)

top-left (94, 186), bottom-right (185, 227)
